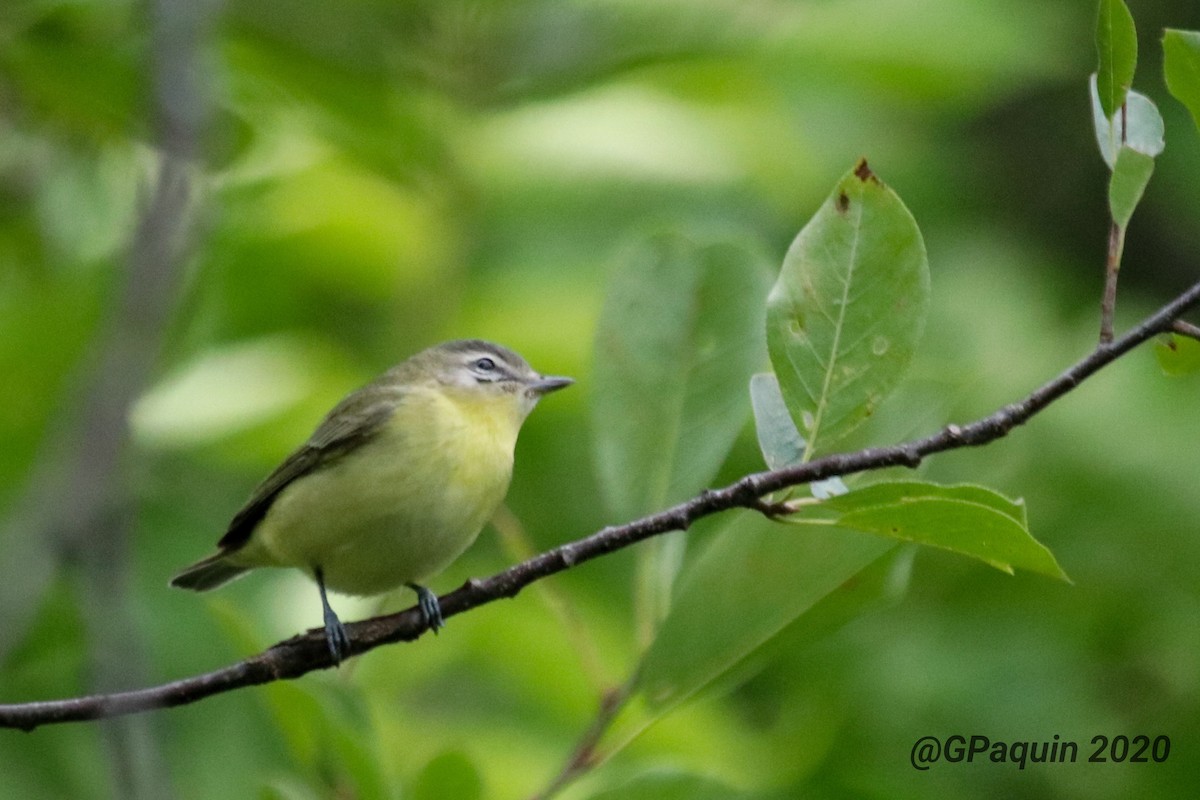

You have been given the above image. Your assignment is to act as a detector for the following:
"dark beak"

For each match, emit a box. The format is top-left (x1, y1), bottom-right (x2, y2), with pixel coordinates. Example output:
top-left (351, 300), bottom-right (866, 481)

top-left (528, 375), bottom-right (574, 395)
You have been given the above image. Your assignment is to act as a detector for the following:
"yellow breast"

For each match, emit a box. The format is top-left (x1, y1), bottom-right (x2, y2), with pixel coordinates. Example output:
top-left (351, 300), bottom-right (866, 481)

top-left (246, 386), bottom-right (525, 595)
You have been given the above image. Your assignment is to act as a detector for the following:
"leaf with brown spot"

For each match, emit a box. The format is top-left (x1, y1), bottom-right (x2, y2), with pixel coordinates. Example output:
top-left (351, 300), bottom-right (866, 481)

top-left (853, 158), bottom-right (874, 182)
top-left (766, 162), bottom-right (930, 458)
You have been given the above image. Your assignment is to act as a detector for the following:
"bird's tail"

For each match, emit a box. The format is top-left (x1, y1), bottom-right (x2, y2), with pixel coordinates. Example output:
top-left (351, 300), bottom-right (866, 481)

top-left (170, 551), bottom-right (248, 591)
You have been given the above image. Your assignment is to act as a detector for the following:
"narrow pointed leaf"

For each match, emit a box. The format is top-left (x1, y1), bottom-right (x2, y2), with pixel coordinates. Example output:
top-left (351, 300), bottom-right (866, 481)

top-left (766, 160), bottom-right (929, 458)
top-left (683, 544), bottom-right (913, 703)
top-left (803, 481), bottom-right (1067, 581)
top-left (1095, 0), bottom-right (1137, 119)
top-left (592, 232), bottom-right (768, 521)
top-left (594, 234), bottom-right (768, 635)
top-left (1164, 29), bottom-right (1200, 133)
top-left (634, 513), bottom-right (892, 711)
top-left (1108, 146), bottom-right (1155, 228)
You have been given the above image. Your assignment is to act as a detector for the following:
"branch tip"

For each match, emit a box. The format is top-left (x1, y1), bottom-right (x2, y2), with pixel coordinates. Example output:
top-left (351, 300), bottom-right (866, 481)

top-left (1172, 319), bottom-right (1200, 342)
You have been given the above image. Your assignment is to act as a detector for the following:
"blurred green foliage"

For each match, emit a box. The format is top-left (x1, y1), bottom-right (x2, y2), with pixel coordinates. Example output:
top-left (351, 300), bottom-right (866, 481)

top-left (3, 1), bottom-right (1200, 799)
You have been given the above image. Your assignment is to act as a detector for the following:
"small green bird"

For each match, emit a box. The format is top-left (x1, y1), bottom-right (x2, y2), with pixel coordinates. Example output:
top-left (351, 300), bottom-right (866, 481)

top-left (171, 339), bottom-right (572, 663)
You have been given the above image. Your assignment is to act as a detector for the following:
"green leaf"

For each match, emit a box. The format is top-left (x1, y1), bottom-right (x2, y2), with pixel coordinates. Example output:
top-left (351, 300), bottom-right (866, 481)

top-left (677, 544), bottom-right (913, 705)
top-left (586, 771), bottom-right (747, 800)
top-left (260, 681), bottom-right (391, 800)
top-left (1155, 333), bottom-right (1200, 376)
top-left (592, 232), bottom-right (769, 521)
top-left (1089, 75), bottom-right (1164, 168)
top-left (1108, 146), bottom-right (1155, 228)
top-left (749, 372), bottom-right (806, 470)
top-left (748, 372), bottom-right (847, 497)
top-left (766, 160), bottom-right (929, 458)
top-left (412, 751), bottom-right (483, 800)
top-left (1095, 0), bottom-right (1138, 120)
top-left (811, 475), bottom-right (849, 498)
top-left (1164, 29), bottom-right (1200, 134)
top-left (806, 481), bottom-right (1068, 581)
top-left (594, 233), bottom-right (769, 638)
top-left (634, 513), bottom-right (893, 711)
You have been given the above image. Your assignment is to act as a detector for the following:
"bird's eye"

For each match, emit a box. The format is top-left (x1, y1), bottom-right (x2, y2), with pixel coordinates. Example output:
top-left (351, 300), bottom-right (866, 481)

top-left (473, 357), bottom-right (496, 372)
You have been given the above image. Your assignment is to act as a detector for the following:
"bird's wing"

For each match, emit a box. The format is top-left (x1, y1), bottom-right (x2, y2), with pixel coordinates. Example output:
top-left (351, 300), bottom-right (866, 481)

top-left (216, 386), bottom-right (404, 552)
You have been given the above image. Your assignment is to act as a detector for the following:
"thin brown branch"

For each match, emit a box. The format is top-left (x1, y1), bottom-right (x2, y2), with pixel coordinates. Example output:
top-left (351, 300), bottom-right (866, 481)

top-left (3, 279), bottom-right (1200, 733)
top-left (1172, 319), bottom-right (1200, 342)
top-left (530, 685), bottom-right (630, 800)
top-left (1100, 102), bottom-right (1130, 345)
top-left (1099, 221), bottom-right (1125, 344)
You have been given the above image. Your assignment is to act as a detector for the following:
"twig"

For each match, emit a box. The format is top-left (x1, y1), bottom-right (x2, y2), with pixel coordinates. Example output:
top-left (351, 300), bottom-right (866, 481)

top-left (1099, 221), bottom-right (1126, 343)
top-left (1099, 100), bottom-right (1130, 345)
top-left (3, 279), bottom-right (1200, 732)
top-left (530, 685), bottom-right (630, 800)
top-left (1172, 319), bottom-right (1200, 342)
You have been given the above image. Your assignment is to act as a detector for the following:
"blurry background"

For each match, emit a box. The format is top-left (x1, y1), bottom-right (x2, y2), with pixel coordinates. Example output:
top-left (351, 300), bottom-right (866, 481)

top-left (3, 0), bottom-right (1200, 797)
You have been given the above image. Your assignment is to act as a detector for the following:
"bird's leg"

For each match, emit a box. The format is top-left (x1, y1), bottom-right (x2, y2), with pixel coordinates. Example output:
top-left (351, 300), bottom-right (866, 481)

top-left (315, 567), bottom-right (351, 664)
top-left (407, 583), bottom-right (444, 633)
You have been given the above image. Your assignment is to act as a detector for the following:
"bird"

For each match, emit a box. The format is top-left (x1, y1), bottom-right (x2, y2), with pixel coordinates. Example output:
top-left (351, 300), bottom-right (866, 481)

top-left (170, 339), bottom-right (572, 663)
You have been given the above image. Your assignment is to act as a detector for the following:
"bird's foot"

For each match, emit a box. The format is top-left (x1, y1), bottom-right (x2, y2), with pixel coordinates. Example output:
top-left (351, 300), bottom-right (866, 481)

top-left (315, 566), bottom-right (351, 665)
top-left (408, 583), bottom-right (444, 633)
top-left (323, 601), bottom-right (351, 665)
